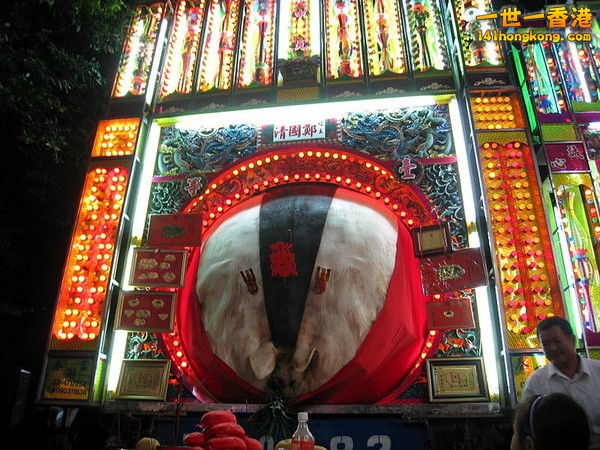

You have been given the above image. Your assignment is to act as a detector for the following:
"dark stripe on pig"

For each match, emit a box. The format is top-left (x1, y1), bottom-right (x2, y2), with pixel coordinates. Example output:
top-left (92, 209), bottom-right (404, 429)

top-left (259, 183), bottom-right (336, 348)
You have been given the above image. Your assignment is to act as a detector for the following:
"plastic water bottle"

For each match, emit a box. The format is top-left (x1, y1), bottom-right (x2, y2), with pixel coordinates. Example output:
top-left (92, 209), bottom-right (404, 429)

top-left (290, 412), bottom-right (315, 450)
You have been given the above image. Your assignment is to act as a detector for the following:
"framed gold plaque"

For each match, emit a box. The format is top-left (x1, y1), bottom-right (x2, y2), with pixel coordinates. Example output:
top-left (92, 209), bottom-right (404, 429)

top-left (426, 357), bottom-right (489, 402)
top-left (115, 359), bottom-right (171, 400)
top-left (412, 223), bottom-right (451, 256)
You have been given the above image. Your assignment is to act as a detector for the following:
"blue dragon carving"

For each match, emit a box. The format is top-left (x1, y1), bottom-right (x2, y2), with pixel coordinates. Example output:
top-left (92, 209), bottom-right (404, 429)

top-left (157, 124), bottom-right (258, 176)
top-left (340, 105), bottom-right (452, 159)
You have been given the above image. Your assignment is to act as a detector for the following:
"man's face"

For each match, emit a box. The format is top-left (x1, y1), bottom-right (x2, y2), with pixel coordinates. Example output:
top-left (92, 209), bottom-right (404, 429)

top-left (539, 325), bottom-right (576, 368)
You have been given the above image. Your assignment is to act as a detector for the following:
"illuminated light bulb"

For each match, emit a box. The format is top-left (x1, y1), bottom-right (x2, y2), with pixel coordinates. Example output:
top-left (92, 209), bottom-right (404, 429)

top-left (181, 361), bottom-right (188, 368)
top-left (298, 152), bottom-right (304, 158)
top-left (89, 333), bottom-right (96, 339)
top-left (176, 351), bottom-right (183, 357)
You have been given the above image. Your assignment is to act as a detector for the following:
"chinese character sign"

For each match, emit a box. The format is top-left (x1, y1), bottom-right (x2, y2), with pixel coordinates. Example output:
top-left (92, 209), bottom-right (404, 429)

top-left (546, 143), bottom-right (589, 172)
top-left (273, 120), bottom-right (326, 142)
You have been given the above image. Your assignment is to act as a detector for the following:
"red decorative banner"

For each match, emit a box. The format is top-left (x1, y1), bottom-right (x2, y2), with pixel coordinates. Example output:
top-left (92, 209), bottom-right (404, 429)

top-left (115, 291), bottom-right (176, 332)
top-left (546, 143), bottom-right (588, 173)
top-left (130, 248), bottom-right (187, 287)
top-left (147, 213), bottom-right (202, 247)
top-left (420, 248), bottom-right (488, 295)
top-left (425, 298), bottom-right (475, 329)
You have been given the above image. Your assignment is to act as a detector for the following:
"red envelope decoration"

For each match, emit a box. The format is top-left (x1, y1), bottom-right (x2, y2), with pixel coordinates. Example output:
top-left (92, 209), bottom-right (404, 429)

top-left (147, 214), bottom-right (202, 247)
top-left (116, 291), bottom-right (176, 332)
top-left (426, 298), bottom-right (475, 329)
top-left (420, 248), bottom-right (487, 295)
top-left (130, 248), bottom-right (187, 287)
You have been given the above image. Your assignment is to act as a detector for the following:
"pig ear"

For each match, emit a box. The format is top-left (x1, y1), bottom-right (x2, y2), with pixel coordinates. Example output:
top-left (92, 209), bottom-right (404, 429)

top-left (293, 346), bottom-right (316, 373)
top-left (249, 341), bottom-right (277, 380)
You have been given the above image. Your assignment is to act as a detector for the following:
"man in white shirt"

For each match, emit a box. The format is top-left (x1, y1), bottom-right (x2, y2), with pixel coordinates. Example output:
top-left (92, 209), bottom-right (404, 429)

top-left (522, 316), bottom-right (600, 449)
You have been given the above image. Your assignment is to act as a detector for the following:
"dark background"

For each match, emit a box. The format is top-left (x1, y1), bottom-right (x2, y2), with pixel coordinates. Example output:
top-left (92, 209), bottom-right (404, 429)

top-left (0, 0), bottom-right (133, 445)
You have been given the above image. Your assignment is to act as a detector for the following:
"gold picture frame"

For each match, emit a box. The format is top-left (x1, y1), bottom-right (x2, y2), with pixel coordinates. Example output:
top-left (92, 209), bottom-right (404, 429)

top-left (426, 357), bottom-right (489, 403)
top-left (115, 359), bottom-right (171, 400)
top-left (412, 223), bottom-right (451, 257)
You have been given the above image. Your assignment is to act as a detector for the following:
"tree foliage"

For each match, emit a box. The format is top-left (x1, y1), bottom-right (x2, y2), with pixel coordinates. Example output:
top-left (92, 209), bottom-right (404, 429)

top-left (0, 0), bottom-right (131, 311)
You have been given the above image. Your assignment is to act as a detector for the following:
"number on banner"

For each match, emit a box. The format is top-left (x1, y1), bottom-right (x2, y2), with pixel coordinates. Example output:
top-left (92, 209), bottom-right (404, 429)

top-left (331, 436), bottom-right (353, 449)
top-left (367, 435), bottom-right (392, 450)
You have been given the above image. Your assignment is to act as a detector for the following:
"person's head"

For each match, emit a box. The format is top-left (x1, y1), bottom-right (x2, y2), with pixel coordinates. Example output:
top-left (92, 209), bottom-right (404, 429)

top-left (536, 317), bottom-right (577, 369)
top-left (511, 393), bottom-right (589, 450)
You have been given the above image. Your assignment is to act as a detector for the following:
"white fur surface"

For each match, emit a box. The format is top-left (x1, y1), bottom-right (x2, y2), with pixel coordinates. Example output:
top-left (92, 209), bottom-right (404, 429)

top-left (196, 195), bottom-right (273, 391)
top-left (287, 189), bottom-right (397, 396)
top-left (196, 189), bottom-right (398, 397)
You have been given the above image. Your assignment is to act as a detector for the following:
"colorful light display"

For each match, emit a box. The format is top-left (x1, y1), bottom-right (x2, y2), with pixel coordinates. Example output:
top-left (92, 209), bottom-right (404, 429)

top-left (521, 42), bottom-right (568, 115)
top-left (554, 174), bottom-right (600, 332)
top-left (479, 137), bottom-right (564, 347)
top-left (590, 13), bottom-right (600, 68)
top-left (362, 0), bottom-right (406, 77)
top-left (91, 119), bottom-right (140, 157)
top-left (556, 38), bottom-right (600, 104)
top-left (112, 2), bottom-right (165, 98)
top-left (452, 0), bottom-right (502, 68)
top-left (160, 0), bottom-right (207, 98)
top-left (277, 0), bottom-right (320, 62)
top-left (237, 0), bottom-right (277, 87)
top-left (45, 0), bottom-right (600, 415)
top-left (403, 0), bottom-right (449, 72)
top-left (470, 93), bottom-right (524, 130)
top-left (324, 0), bottom-right (364, 79)
top-left (197, 0), bottom-right (241, 91)
top-left (50, 166), bottom-right (129, 349)
top-left (185, 147), bottom-right (437, 229)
